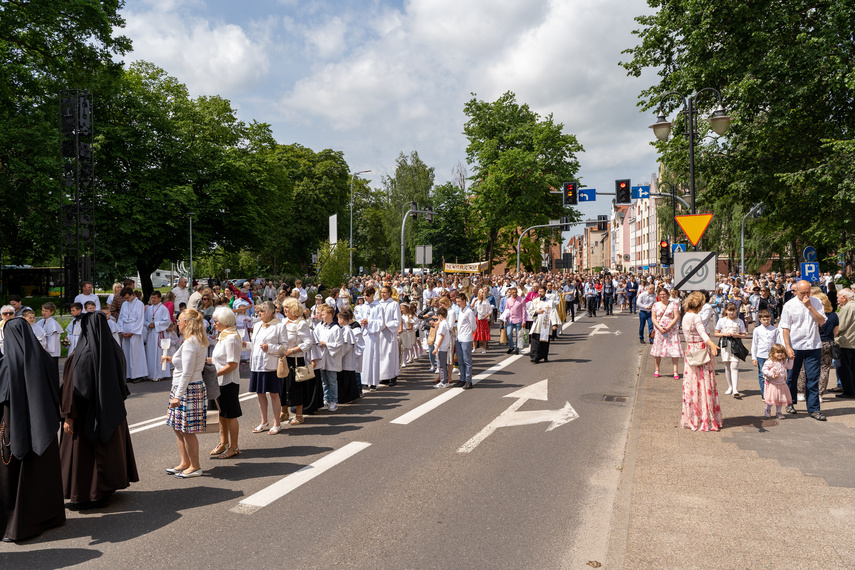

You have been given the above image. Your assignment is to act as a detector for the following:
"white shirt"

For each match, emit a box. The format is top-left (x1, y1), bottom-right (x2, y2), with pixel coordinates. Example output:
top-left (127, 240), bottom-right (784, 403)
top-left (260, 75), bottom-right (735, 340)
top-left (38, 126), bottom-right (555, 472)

top-left (456, 306), bottom-right (477, 343)
top-left (212, 333), bottom-right (242, 385)
top-left (171, 337), bottom-right (207, 398)
top-left (74, 293), bottom-right (101, 311)
top-left (435, 320), bottom-right (451, 351)
top-left (751, 324), bottom-right (780, 360)
top-left (171, 286), bottom-right (190, 308)
top-left (779, 296), bottom-right (825, 351)
top-left (249, 320), bottom-right (286, 372)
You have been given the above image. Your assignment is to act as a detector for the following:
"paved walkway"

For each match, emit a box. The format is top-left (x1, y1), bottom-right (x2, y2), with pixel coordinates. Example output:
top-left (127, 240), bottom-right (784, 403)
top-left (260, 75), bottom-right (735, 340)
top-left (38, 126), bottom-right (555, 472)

top-left (610, 346), bottom-right (855, 568)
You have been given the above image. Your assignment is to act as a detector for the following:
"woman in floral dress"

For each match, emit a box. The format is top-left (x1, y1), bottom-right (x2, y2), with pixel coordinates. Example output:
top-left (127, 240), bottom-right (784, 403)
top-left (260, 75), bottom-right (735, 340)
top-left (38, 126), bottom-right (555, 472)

top-left (651, 288), bottom-right (683, 378)
top-left (680, 291), bottom-right (722, 431)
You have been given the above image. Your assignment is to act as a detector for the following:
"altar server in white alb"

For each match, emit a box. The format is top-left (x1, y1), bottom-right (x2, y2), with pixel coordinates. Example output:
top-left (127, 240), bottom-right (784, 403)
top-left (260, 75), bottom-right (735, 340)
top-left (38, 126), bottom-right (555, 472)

top-left (66, 302), bottom-right (84, 354)
top-left (38, 302), bottom-right (64, 360)
top-left (314, 304), bottom-right (343, 411)
top-left (118, 286), bottom-right (148, 380)
top-left (359, 287), bottom-right (382, 391)
top-left (376, 285), bottom-right (401, 386)
top-left (144, 291), bottom-right (173, 380)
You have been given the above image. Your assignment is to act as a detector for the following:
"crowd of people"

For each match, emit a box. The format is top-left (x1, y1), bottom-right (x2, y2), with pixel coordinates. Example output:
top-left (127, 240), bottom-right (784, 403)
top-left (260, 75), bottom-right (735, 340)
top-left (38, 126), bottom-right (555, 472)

top-left (0, 264), bottom-right (852, 542)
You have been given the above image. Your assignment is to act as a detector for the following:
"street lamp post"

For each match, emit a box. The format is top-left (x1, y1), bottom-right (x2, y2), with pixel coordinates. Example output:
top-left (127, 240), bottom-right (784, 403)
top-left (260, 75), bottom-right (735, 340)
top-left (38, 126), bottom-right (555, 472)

top-left (188, 212), bottom-right (195, 286)
top-left (649, 89), bottom-right (732, 215)
top-left (350, 169), bottom-right (372, 276)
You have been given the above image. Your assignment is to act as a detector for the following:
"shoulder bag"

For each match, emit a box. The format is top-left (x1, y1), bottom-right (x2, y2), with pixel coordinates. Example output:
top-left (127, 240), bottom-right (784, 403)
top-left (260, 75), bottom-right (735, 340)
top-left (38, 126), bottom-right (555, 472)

top-left (277, 355), bottom-right (290, 378)
top-left (293, 361), bottom-right (314, 382)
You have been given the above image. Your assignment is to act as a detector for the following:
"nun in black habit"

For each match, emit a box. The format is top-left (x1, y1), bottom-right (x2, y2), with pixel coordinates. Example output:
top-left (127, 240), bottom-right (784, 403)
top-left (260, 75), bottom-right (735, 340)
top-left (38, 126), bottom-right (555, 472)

top-left (60, 311), bottom-right (139, 510)
top-left (0, 318), bottom-right (65, 542)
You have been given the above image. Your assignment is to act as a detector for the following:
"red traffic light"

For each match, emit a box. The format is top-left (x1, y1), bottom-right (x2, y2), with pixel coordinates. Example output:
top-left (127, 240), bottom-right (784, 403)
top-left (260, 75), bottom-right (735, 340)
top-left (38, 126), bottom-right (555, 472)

top-left (619, 182), bottom-right (627, 188)
top-left (660, 240), bottom-right (669, 248)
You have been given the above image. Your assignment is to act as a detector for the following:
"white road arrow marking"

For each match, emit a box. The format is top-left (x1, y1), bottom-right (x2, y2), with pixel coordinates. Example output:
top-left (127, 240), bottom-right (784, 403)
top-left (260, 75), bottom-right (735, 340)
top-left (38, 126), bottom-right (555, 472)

top-left (457, 379), bottom-right (579, 453)
top-left (614, 330), bottom-right (622, 335)
top-left (589, 323), bottom-right (611, 336)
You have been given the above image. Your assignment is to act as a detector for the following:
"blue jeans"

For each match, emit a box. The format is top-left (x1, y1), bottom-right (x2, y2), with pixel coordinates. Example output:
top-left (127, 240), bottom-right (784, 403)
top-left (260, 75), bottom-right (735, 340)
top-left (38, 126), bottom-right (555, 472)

top-left (456, 340), bottom-right (473, 383)
top-left (787, 348), bottom-right (821, 413)
top-left (506, 322), bottom-right (522, 352)
top-left (756, 357), bottom-right (767, 397)
top-left (638, 310), bottom-right (653, 341)
top-left (321, 369), bottom-right (338, 404)
top-left (428, 344), bottom-right (436, 368)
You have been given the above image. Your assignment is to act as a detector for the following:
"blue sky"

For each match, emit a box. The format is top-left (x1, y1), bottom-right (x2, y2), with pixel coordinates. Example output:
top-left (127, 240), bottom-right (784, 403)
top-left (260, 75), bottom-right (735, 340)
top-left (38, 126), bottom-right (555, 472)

top-left (120, 0), bottom-right (660, 225)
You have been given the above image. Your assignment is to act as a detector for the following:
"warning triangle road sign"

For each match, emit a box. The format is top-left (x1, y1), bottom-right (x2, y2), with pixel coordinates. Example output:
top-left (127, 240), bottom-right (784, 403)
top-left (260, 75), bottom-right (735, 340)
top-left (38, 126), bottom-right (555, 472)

top-left (675, 214), bottom-right (713, 246)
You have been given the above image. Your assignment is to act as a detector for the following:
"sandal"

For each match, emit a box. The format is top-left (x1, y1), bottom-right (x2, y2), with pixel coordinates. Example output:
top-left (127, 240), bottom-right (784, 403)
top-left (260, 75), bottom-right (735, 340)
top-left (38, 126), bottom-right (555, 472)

top-left (252, 423), bottom-right (270, 433)
top-left (289, 415), bottom-right (304, 425)
top-left (654, 372), bottom-right (660, 378)
top-left (268, 425), bottom-right (282, 435)
top-left (279, 411), bottom-right (290, 423)
top-left (210, 442), bottom-right (229, 456)
top-left (674, 374), bottom-right (680, 380)
top-left (220, 447), bottom-right (240, 458)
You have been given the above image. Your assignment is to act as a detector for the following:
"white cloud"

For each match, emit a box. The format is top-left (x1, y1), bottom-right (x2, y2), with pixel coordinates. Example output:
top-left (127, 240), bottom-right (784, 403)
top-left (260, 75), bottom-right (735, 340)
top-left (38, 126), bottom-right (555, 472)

top-left (122, 3), bottom-right (271, 99)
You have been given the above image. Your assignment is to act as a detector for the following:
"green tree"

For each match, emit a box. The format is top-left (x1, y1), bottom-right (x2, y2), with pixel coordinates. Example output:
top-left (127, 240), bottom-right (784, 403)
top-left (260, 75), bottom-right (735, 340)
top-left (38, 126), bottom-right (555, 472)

top-left (352, 180), bottom-right (391, 272)
top-left (0, 0), bottom-right (131, 264)
top-left (95, 62), bottom-right (284, 299)
top-left (622, 0), bottom-right (855, 270)
top-left (463, 91), bottom-right (584, 271)
top-left (274, 144), bottom-right (350, 272)
top-left (413, 182), bottom-right (472, 267)
top-left (380, 151), bottom-right (435, 267)
top-left (316, 240), bottom-right (351, 288)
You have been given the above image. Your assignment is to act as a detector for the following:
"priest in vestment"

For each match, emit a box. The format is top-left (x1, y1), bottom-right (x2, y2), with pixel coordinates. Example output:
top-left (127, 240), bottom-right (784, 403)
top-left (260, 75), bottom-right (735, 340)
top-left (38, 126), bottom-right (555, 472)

top-left (118, 287), bottom-right (147, 380)
top-left (377, 286), bottom-right (401, 386)
top-left (143, 291), bottom-right (172, 380)
top-left (359, 287), bottom-right (381, 390)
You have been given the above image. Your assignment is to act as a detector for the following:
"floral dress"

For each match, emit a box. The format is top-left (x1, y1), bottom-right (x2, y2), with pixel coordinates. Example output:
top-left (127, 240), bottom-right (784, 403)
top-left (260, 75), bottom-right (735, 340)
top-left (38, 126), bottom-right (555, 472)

top-left (650, 301), bottom-right (684, 358)
top-left (680, 313), bottom-right (722, 431)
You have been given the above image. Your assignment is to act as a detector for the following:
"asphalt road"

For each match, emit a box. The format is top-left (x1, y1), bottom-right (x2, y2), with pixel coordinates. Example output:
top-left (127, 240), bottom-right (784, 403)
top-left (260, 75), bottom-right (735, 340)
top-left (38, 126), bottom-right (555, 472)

top-left (1, 311), bottom-right (644, 569)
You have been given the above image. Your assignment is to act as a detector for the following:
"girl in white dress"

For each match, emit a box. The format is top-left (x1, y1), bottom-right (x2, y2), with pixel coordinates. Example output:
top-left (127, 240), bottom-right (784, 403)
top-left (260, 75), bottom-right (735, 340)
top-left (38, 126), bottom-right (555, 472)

top-left (715, 302), bottom-right (747, 398)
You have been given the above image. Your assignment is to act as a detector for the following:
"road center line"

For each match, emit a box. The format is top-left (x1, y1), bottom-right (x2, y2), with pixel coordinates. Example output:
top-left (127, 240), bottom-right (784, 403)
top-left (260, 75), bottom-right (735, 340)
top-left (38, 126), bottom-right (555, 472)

top-left (231, 441), bottom-right (371, 515)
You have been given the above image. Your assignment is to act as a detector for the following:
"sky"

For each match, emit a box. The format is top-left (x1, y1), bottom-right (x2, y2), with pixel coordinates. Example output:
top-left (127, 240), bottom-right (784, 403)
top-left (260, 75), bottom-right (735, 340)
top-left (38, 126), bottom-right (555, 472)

top-left (120, 0), bottom-right (661, 227)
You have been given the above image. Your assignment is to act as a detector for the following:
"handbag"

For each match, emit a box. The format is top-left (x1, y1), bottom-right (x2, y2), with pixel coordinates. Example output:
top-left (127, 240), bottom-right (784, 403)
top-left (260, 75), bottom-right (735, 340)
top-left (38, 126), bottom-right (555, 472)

top-left (277, 355), bottom-right (289, 378)
top-left (427, 325), bottom-right (437, 346)
top-left (202, 362), bottom-right (220, 400)
top-left (293, 362), bottom-right (314, 382)
top-left (729, 337), bottom-right (750, 361)
top-left (499, 327), bottom-right (508, 345)
top-left (685, 347), bottom-right (711, 366)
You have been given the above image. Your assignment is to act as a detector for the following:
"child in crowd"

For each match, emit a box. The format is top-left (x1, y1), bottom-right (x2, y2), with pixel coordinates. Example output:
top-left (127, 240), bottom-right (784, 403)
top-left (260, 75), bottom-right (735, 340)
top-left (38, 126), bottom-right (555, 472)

top-left (751, 309), bottom-right (778, 398)
top-left (22, 309), bottom-right (47, 350)
top-left (234, 299), bottom-right (251, 362)
top-left (410, 302), bottom-right (422, 359)
top-left (715, 302), bottom-right (747, 398)
top-left (65, 302), bottom-right (84, 354)
top-left (337, 309), bottom-right (362, 402)
top-left (314, 304), bottom-right (342, 411)
top-left (399, 304), bottom-right (415, 367)
top-left (762, 344), bottom-right (793, 419)
top-left (83, 300), bottom-right (97, 313)
top-left (38, 302), bottom-right (63, 365)
top-left (101, 304), bottom-right (121, 344)
top-left (432, 307), bottom-right (450, 388)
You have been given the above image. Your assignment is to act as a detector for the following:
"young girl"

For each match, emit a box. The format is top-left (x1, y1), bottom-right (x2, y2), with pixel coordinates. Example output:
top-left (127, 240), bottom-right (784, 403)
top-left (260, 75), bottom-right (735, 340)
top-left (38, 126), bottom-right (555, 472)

top-left (715, 302), bottom-right (747, 398)
top-left (762, 344), bottom-right (793, 419)
top-left (399, 304), bottom-right (415, 367)
top-left (432, 307), bottom-right (450, 388)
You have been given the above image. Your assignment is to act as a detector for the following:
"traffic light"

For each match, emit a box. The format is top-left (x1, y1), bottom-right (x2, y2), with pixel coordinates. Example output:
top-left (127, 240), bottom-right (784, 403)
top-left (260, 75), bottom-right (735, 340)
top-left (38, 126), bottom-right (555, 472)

top-left (410, 201), bottom-right (418, 220)
top-left (425, 204), bottom-right (434, 222)
top-left (659, 239), bottom-right (671, 265)
top-left (562, 181), bottom-right (578, 206)
top-left (615, 179), bottom-right (631, 204)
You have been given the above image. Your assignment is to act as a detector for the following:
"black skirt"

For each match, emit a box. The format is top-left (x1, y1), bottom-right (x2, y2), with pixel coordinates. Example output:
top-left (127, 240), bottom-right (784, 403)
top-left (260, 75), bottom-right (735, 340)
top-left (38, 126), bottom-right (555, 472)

top-left (338, 369), bottom-right (360, 404)
top-left (216, 382), bottom-right (243, 419)
top-left (281, 355), bottom-right (321, 413)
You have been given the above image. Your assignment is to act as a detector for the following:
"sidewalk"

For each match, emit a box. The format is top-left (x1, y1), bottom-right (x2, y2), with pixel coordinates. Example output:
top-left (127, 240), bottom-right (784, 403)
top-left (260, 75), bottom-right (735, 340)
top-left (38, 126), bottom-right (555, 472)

top-left (609, 346), bottom-right (855, 568)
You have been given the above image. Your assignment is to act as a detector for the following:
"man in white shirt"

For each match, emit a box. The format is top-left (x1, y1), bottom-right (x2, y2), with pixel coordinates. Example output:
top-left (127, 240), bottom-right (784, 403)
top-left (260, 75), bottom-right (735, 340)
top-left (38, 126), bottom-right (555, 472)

top-left (779, 280), bottom-right (826, 420)
top-left (171, 278), bottom-right (190, 309)
top-left (73, 281), bottom-right (101, 311)
top-left (453, 293), bottom-right (477, 389)
top-left (294, 280), bottom-right (308, 304)
top-left (187, 284), bottom-right (204, 312)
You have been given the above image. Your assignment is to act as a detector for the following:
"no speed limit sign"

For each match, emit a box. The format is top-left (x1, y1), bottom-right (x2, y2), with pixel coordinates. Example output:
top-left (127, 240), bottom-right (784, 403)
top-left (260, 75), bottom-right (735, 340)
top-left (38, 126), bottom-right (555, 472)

top-left (674, 251), bottom-right (717, 291)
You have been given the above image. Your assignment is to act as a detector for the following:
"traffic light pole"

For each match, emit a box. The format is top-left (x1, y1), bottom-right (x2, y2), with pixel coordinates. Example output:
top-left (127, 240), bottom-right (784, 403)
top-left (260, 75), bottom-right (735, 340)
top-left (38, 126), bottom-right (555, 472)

top-left (516, 221), bottom-right (584, 273)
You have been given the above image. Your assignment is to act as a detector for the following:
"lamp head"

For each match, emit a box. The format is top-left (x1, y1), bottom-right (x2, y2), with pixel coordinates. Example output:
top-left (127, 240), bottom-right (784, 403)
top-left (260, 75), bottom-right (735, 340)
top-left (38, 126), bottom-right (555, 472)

top-left (709, 105), bottom-right (732, 135)
top-left (649, 111), bottom-right (672, 141)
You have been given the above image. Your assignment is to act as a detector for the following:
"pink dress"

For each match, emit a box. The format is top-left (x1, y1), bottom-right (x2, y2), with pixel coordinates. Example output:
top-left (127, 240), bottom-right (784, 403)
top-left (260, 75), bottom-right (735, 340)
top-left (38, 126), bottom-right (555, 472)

top-left (651, 301), bottom-right (684, 358)
top-left (680, 313), bottom-right (722, 431)
top-left (762, 359), bottom-right (793, 406)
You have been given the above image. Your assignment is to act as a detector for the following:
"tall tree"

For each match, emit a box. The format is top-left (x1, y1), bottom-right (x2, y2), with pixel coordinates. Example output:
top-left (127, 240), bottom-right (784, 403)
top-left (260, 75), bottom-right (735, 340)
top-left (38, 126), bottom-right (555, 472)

top-left (414, 182), bottom-right (471, 267)
top-left (0, 0), bottom-right (131, 264)
top-left (95, 62), bottom-right (284, 298)
top-left (622, 0), bottom-right (855, 269)
top-left (380, 151), bottom-right (435, 267)
top-left (463, 91), bottom-right (584, 270)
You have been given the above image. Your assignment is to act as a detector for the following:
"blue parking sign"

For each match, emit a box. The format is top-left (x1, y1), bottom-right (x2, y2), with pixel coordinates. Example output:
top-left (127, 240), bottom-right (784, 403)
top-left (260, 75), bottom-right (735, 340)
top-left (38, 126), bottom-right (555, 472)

top-left (800, 262), bottom-right (820, 282)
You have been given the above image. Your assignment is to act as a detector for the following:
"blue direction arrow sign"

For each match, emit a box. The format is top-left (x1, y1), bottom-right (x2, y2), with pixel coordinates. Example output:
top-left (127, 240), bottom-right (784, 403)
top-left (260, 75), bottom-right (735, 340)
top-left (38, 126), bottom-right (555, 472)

top-left (801, 262), bottom-right (820, 282)
top-left (579, 188), bottom-right (596, 202)
top-left (631, 185), bottom-right (650, 199)
top-left (803, 246), bottom-right (817, 262)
